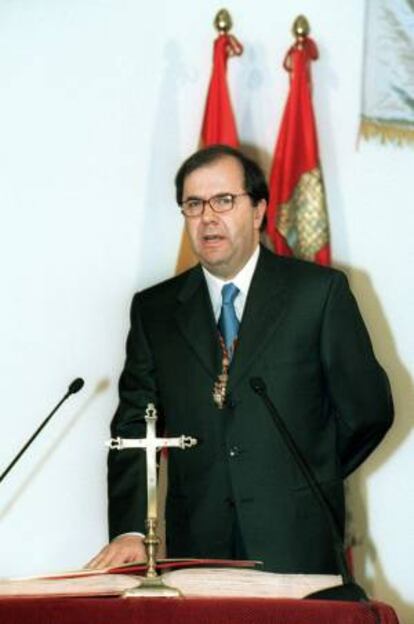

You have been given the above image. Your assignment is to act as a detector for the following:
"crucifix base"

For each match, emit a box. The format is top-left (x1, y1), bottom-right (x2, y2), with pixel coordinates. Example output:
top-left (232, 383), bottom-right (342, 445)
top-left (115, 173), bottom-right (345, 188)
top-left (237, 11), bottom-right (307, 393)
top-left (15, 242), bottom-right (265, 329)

top-left (122, 576), bottom-right (182, 598)
top-left (121, 517), bottom-right (181, 598)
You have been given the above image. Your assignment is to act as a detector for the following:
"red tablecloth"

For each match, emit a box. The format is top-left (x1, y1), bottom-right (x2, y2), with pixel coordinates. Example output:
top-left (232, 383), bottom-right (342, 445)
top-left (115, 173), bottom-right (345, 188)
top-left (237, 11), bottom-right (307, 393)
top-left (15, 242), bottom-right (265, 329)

top-left (0, 596), bottom-right (399, 624)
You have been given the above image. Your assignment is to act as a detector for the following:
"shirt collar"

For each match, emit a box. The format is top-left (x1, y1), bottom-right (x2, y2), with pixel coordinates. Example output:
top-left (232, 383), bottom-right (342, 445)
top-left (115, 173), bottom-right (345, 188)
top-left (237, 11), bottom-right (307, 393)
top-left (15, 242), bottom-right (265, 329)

top-left (202, 245), bottom-right (260, 307)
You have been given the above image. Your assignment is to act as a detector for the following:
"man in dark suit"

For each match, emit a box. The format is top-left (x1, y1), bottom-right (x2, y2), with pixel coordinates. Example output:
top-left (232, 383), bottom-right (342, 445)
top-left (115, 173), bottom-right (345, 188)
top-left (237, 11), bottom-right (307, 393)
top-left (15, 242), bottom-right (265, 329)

top-left (88, 145), bottom-right (393, 572)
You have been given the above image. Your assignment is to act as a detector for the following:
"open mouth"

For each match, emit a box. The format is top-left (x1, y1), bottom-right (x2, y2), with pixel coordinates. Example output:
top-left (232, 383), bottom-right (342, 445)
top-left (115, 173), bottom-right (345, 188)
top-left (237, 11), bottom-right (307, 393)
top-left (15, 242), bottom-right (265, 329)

top-left (202, 234), bottom-right (225, 242)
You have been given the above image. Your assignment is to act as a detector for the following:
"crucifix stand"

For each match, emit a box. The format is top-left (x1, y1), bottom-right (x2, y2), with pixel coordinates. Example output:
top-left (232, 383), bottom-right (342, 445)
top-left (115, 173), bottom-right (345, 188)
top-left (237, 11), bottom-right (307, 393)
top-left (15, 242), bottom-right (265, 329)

top-left (106, 403), bottom-right (197, 597)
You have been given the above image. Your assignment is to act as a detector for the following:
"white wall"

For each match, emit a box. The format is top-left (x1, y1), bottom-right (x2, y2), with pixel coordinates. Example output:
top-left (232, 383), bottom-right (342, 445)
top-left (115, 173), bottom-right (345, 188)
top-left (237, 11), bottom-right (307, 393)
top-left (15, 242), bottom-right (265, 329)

top-left (0, 1), bottom-right (412, 620)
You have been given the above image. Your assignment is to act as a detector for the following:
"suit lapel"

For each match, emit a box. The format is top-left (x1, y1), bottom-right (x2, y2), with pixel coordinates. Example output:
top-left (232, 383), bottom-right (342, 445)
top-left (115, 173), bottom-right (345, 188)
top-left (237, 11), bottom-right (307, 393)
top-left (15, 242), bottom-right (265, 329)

top-left (175, 265), bottom-right (221, 379)
top-left (174, 248), bottom-right (288, 388)
top-left (228, 247), bottom-right (288, 391)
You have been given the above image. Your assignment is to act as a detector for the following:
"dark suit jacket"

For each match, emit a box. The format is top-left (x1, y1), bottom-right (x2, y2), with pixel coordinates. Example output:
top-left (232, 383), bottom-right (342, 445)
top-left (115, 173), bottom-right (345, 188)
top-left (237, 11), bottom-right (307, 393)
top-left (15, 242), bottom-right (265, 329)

top-left (108, 246), bottom-right (393, 573)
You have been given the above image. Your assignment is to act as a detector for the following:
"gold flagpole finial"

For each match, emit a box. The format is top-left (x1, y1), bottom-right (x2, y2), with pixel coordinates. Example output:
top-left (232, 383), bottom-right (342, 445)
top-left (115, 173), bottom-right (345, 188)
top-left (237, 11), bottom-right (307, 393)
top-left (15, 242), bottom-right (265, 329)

top-left (214, 9), bottom-right (233, 33)
top-left (292, 15), bottom-right (310, 40)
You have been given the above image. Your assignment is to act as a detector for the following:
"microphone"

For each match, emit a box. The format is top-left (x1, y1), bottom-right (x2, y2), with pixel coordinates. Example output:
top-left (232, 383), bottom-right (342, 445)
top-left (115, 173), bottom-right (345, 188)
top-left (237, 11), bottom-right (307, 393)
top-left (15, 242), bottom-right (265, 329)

top-left (68, 377), bottom-right (85, 394)
top-left (250, 376), bottom-right (368, 602)
top-left (0, 378), bottom-right (85, 485)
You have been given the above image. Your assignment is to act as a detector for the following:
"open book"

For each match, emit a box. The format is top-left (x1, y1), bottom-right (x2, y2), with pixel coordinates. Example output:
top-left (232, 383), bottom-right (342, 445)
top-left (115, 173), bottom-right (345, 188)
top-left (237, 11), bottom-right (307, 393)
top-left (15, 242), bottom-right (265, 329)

top-left (0, 559), bottom-right (341, 599)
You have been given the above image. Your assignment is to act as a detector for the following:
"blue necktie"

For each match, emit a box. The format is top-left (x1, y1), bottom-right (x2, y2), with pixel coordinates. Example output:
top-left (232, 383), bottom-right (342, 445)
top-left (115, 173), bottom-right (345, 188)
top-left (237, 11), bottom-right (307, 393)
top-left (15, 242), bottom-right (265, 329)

top-left (218, 283), bottom-right (240, 360)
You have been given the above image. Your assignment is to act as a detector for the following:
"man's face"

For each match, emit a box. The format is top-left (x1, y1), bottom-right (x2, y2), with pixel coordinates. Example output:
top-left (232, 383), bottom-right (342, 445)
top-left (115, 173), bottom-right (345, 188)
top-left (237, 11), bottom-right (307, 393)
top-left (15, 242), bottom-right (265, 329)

top-left (182, 156), bottom-right (266, 279)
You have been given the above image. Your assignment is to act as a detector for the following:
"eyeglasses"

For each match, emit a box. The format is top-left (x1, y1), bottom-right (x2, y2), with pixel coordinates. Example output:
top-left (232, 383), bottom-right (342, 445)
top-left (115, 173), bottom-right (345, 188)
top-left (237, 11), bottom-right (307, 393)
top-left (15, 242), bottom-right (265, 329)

top-left (180, 193), bottom-right (250, 218)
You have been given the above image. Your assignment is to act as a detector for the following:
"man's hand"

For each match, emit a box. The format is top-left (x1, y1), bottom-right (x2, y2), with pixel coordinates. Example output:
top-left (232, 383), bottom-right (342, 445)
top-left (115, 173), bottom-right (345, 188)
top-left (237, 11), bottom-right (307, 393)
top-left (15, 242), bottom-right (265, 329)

top-left (85, 534), bottom-right (147, 570)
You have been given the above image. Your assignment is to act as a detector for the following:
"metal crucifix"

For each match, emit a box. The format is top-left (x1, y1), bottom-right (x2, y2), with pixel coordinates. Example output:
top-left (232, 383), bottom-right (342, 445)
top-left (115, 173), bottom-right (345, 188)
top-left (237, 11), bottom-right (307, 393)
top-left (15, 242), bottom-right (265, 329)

top-left (106, 403), bottom-right (197, 595)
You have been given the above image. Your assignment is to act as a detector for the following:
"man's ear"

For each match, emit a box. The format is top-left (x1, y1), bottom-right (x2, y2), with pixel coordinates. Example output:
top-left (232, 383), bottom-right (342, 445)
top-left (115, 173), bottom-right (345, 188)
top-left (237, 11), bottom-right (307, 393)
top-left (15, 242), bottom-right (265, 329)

top-left (253, 199), bottom-right (267, 230)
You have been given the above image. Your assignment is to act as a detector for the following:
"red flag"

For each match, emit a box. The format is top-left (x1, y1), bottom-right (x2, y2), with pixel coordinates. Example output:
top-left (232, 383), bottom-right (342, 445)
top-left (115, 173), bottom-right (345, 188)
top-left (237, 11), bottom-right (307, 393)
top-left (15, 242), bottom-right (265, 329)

top-left (266, 37), bottom-right (331, 266)
top-left (176, 33), bottom-right (242, 273)
top-left (201, 34), bottom-right (241, 147)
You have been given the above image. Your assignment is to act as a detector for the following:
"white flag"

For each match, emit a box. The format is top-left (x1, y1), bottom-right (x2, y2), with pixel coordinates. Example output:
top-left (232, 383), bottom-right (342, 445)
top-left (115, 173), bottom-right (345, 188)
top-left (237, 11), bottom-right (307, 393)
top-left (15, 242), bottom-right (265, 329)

top-left (360, 0), bottom-right (414, 146)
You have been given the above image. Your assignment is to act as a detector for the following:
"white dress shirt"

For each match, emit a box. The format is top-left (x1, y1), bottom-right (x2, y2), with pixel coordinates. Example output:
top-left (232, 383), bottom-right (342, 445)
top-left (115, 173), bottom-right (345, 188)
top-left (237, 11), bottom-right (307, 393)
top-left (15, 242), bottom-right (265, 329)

top-left (202, 245), bottom-right (260, 322)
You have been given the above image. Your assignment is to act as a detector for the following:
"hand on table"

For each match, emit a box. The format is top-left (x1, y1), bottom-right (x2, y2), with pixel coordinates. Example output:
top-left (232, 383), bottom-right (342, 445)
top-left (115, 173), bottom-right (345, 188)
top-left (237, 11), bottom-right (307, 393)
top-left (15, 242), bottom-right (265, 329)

top-left (85, 534), bottom-right (146, 570)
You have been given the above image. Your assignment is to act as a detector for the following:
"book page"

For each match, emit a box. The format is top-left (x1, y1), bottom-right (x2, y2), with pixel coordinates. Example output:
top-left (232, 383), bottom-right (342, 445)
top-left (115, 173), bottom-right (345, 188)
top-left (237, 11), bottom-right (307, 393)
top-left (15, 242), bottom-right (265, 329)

top-left (0, 574), bottom-right (140, 598)
top-left (163, 567), bottom-right (342, 599)
top-left (0, 567), bottom-right (341, 599)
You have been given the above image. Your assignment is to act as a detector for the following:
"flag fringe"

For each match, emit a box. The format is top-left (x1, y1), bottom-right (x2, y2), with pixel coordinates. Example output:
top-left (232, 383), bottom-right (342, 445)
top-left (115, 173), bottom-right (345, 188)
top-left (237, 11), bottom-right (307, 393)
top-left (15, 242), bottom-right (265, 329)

top-left (359, 118), bottom-right (414, 146)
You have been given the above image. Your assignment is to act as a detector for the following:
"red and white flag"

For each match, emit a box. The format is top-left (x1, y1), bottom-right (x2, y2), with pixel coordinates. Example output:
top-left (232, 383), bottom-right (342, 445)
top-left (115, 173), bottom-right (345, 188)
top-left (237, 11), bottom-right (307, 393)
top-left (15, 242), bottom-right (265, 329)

top-left (266, 36), bottom-right (331, 266)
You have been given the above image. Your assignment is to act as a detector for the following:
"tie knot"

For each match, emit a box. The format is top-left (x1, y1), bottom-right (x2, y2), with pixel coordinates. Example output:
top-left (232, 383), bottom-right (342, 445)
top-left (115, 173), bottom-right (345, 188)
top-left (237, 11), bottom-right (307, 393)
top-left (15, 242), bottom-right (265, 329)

top-left (221, 283), bottom-right (239, 306)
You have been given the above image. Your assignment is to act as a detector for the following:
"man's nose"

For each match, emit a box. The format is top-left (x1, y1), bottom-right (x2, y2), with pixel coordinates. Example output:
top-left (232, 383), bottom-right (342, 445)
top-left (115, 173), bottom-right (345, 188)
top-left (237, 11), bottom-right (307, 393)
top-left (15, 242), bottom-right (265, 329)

top-left (201, 201), bottom-right (218, 223)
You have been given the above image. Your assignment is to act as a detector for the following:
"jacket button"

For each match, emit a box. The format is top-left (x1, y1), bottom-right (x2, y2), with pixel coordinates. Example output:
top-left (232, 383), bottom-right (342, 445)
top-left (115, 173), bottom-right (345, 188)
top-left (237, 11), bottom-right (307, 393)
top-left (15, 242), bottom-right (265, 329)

top-left (225, 394), bottom-right (237, 409)
top-left (229, 445), bottom-right (241, 458)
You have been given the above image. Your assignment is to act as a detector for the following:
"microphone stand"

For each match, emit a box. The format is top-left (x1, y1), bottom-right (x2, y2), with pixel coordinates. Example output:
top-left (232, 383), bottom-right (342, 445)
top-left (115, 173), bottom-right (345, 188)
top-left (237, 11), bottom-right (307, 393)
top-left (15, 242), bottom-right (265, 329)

top-left (250, 377), bottom-right (368, 602)
top-left (0, 378), bottom-right (84, 485)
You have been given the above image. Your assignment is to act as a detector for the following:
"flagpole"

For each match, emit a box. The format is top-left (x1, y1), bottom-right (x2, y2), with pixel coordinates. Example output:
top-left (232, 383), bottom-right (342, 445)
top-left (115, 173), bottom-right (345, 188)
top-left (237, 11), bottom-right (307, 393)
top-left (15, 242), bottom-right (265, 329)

top-left (214, 9), bottom-right (243, 56)
top-left (292, 15), bottom-right (310, 40)
top-left (214, 8), bottom-right (232, 33)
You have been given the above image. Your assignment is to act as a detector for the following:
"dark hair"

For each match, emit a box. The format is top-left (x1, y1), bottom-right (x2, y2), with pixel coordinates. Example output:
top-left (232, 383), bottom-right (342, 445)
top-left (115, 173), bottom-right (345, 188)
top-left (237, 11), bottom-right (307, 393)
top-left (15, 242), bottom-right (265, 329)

top-left (175, 144), bottom-right (269, 207)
